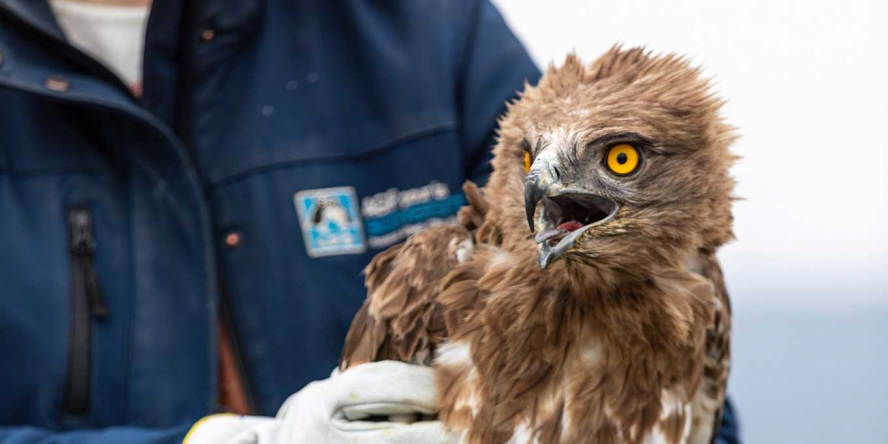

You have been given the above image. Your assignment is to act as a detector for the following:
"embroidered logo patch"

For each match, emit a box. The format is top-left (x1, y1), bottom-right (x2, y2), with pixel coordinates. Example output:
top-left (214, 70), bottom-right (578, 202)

top-left (294, 187), bottom-right (366, 257)
top-left (361, 181), bottom-right (466, 249)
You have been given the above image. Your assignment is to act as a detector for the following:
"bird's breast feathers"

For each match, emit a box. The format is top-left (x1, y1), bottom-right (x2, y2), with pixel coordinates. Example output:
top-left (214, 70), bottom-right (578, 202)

top-left (427, 247), bottom-right (720, 444)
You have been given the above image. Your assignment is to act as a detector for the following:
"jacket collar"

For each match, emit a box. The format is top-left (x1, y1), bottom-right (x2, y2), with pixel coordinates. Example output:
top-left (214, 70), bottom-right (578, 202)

top-left (0, 0), bottom-right (66, 41)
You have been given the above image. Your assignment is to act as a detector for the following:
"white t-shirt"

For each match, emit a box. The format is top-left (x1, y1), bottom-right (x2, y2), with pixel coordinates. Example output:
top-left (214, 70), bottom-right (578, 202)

top-left (49, 0), bottom-right (151, 94)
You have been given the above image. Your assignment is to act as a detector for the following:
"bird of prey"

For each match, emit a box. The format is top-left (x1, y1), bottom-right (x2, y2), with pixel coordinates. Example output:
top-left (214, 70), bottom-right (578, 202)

top-left (340, 47), bottom-right (736, 444)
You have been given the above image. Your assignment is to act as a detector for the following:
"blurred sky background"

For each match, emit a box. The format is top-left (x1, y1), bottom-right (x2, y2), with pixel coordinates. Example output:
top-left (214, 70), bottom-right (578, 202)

top-left (492, 1), bottom-right (888, 442)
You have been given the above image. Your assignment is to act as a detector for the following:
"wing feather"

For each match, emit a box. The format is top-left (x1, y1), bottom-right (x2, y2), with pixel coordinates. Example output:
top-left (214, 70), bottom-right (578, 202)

top-left (341, 181), bottom-right (492, 370)
top-left (339, 224), bottom-right (474, 369)
top-left (339, 299), bottom-right (389, 369)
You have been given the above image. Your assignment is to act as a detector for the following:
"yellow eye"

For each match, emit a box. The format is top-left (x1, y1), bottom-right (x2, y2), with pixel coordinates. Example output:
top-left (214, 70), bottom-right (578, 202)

top-left (606, 144), bottom-right (640, 176)
top-left (523, 151), bottom-right (532, 174)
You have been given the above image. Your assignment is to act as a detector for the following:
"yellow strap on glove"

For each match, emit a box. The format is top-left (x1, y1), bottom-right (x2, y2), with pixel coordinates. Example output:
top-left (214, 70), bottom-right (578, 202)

top-left (183, 361), bottom-right (458, 444)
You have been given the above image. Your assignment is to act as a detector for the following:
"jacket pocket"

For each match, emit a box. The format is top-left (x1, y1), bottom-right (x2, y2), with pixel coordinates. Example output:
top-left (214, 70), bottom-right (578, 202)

top-left (62, 206), bottom-right (108, 415)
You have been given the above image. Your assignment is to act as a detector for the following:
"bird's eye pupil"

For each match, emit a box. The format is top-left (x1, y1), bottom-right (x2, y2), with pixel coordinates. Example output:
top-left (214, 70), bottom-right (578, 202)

top-left (616, 153), bottom-right (628, 165)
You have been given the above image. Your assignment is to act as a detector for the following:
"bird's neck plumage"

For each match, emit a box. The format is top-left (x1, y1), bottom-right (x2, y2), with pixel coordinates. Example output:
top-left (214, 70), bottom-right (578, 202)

top-left (475, 244), bottom-right (707, 363)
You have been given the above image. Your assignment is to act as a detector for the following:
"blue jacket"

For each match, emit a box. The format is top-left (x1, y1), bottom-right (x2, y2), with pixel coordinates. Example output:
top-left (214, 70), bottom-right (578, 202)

top-left (0, 0), bottom-right (739, 442)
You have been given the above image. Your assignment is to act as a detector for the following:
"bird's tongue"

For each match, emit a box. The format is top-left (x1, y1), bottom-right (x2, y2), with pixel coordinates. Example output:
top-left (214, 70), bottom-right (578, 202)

top-left (534, 221), bottom-right (584, 244)
top-left (558, 221), bottom-right (584, 232)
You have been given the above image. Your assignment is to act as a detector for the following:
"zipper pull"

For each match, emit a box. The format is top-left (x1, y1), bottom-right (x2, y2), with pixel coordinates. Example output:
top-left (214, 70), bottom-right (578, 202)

top-left (68, 208), bottom-right (109, 321)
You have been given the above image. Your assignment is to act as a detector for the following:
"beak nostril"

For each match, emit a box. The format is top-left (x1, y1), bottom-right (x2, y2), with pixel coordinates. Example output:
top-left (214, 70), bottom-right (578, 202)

top-left (552, 165), bottom-right (561, 181)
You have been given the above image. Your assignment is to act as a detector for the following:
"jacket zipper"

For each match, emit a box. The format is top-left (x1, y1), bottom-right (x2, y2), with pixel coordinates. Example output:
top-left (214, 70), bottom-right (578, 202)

top-left (62, 207), bottom-right (108, 415)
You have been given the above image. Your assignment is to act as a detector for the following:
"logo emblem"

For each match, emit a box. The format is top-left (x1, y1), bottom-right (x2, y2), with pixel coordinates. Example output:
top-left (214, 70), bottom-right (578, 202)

top-left (294, 187), bottom-right (366, 257)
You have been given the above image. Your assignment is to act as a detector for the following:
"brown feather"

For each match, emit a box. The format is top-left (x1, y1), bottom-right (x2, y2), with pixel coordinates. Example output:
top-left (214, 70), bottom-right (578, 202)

top-left (341, 225), bottom-right (473, 369)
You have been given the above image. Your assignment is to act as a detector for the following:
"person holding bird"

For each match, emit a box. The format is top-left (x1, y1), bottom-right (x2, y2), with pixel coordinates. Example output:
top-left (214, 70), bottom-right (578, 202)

top-left (0, 0), bottom-right (739, 443)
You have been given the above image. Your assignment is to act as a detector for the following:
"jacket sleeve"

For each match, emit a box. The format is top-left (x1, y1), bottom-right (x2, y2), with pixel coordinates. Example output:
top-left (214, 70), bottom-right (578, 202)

top-left (714, 397), bottom-right (742, 444)
top-left (456, 0), bottom-right (541, 186)
top-left (0, 423), bottom-right (191, 444)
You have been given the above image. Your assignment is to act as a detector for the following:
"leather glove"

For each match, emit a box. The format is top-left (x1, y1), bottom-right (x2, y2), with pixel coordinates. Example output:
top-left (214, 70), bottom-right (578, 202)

top-left (183, 360), bottom-right (458, 444)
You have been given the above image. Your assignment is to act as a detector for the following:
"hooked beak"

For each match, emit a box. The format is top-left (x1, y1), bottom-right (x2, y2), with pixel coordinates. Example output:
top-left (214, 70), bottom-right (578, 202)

top-left (524, 153), bottom-right (619, 268)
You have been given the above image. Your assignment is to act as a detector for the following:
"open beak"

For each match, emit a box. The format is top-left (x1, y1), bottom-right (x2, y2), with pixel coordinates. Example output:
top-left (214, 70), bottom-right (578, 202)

top-left (524, 153), bottom-right (619, 269)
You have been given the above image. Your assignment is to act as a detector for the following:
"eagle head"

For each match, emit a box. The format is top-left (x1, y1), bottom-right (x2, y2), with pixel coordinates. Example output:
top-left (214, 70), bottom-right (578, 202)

top-left (492, 47), bottom-right (736, 269)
